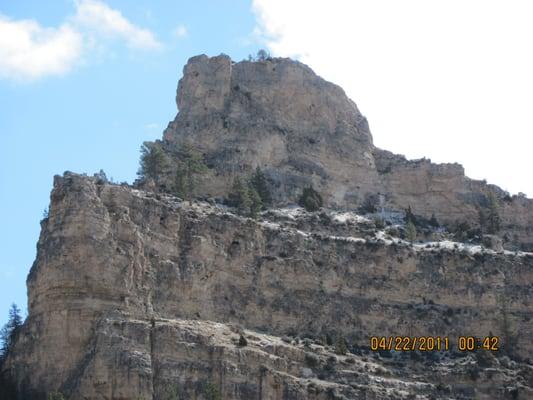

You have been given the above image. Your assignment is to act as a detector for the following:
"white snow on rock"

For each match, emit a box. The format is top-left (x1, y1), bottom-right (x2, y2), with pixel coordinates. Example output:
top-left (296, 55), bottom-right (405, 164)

top-left (331, 211), bottom-right (371, 224)
top-left (126, 190), bottom-right (533, 258)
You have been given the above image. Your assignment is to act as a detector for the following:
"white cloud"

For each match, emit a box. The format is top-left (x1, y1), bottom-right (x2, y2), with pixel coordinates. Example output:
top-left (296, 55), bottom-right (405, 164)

top-left (252, 0), bottom-right (533, 196)
top-left (73, 0), bottom-right (161, 50)
top-left (0, 0), bottom-right (161, 81)
top-left (0, 16), bottom-right (82, 80)
top-left (173, 24), bottom-right (188, 39)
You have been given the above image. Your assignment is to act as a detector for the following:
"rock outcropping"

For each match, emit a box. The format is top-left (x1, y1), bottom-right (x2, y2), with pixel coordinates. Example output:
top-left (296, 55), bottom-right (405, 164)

top-left (2, 174), bottom-right (533, 399)
top-left (158, 54), bottom-right (533, 250)
top-left (2, 55), bottom-right (533, 399)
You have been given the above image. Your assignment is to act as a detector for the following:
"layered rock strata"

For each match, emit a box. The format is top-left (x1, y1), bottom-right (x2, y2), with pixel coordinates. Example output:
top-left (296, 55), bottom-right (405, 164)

top-left (3, 174), bottom-right (532, 398)
top-left (156, 54), bottom-right (533, 250)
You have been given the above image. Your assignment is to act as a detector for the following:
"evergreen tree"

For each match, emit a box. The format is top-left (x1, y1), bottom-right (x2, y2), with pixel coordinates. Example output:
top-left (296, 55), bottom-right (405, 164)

top-left (0, 325), bottom-right (8, 363)
top-left (228, 177), bottom-right (251, 215)
top-left (204, 382), bottom-right (221, 400)
top-left (161, 384), bottom-right (180, 400)
top-left (256, 49), bottom-right (269, 61)
top-left (334, 337), bottom-right (348, 355)
top-left (138, 142), bottom-right (168, 181)
top-left (298, 186), bottom-right (323, 212)
top-left (173, 166), bottom-right (187, 199)
top-left (404, 206), bottom-right (417, 225)
top-left (0, 303), bottom-right (23, 363)
top-left (406, 221), bottom-right (417, 243)
top-left (429, 213), bottom-right (439, 228)
top-left (249, 167), bottom-right (272, 207)
top-left (173, 144), bottom-right (208, 204)
top-left (486, 192), bottom-right (501, 234)
top-left (248, 186), bottom-right (262, 219)
top-left (238, 334), bottom-right (248, 347)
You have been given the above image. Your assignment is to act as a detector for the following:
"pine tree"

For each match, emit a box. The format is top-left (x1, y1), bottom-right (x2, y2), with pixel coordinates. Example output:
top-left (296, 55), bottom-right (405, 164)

top-left (8, 304), bottom-right (22, 330)
top-left (406, 221), bottom-right (417, 243)
top-left (248, 186), bottom-right (262, 219)
top-left (0, 325), bottom-right (9, 363)
top-left (161, 384), bottom-right (180, 400)
top-left (404, 206), bottom-right (417, 225)
top-left (256, 49), bottom-right (269, 61)
top-left (334, 337), bottom-right (348, 355)
top-left (249, 167), bottom-right (272, 207)
top-left (0, 303), bottom-right (23, 363)
top-left (429, 213), bottom-right (439, 228)
top-left (486, 192), bottom-right (501, 234)
top-left (138, 142), bottom-right (168, 181)
top-left (174, 144), bottom-right (208, 205)
top-left (298, 186), bottom-right (323, 212)
top-left (228, 177), bottom-right (251, 215)
top-left (173, 166), bottom-right (187, 199)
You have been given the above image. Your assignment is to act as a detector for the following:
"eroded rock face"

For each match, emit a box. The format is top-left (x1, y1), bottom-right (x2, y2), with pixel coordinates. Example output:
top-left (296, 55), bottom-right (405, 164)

top-left (3, 174), bottom-right (532, 399)
top-left (3, 55), bottom-right (533, 399)
top-left (158, 54), bottom-right (533, 249)
top-left (162, 54), bottom-right (378, 208)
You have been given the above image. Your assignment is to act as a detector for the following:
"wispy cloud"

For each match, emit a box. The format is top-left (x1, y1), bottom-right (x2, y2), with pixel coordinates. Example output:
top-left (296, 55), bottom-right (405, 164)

top-left (172, 24), bottom-right (188, 39)
top-left (73, 0), bottom-right (161, 50)
top-left (0, 0), bottom-right (162, 81)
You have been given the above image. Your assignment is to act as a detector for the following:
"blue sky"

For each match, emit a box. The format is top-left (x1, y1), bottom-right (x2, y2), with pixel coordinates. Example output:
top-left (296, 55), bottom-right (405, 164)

top-left (2, 0), bottom-right (533, 327)
top-left (0, 0), bottom-right (259, 326)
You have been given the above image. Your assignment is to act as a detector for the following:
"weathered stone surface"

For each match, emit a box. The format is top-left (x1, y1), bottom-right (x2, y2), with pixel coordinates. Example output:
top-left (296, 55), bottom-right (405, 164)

top-left (3, 174), bottom-right (532, 398)
top-left (162, 54), bottom-right (378, 208)
top-left (3, 54), bottom-right (533, 399)
top-left (157, 54), bottom-right (533, 250)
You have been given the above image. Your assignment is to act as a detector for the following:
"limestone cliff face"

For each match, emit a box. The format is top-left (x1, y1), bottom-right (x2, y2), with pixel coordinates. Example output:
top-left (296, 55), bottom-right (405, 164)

top-left (3, 174), bottom-right (533, 399)
top-left (162, 54), bottom-right (378, 207)
top-left (3, 55), bottom-right (533, 399)
top-left (159, 54), bottom-right (533, 249)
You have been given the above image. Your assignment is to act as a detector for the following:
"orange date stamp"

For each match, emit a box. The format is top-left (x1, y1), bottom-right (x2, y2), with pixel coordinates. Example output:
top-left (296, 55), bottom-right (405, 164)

top-left (370, 336), bottom-right (499, 352)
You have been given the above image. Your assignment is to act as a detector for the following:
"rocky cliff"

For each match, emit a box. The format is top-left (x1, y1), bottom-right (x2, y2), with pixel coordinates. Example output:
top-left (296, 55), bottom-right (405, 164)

top-left (157, 54), bottom-right (533, 250)
top-left (2, 54), bottom-right (533, 399)
top-left (2, 174), bottom-right (533, 399)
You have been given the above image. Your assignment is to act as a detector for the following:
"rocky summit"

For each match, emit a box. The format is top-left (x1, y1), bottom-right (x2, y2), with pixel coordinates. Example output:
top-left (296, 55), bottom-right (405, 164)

top-left (1, 54), bottom-right (533, 400)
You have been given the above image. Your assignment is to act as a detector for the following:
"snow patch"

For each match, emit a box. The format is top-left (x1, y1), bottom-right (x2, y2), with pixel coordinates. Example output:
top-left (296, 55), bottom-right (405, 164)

top-left (331, 211), bottom-right (370, 224)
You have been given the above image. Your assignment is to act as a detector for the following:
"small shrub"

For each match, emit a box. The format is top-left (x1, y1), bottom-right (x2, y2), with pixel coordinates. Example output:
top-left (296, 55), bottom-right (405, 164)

top-left (475, 350), bottom-right (494, 368)
top-left (47, 393), bottom-right (65, 400)
top-left (373, 217), bottom-right (385, 229)
top-left (161, 383), bottom-right (180, 400)
top-left (334, 337), bottom-right (348, 355)
top-left (467, 366), bottom-right (480, 381)
top-left (204, 382), bottom-right (221, 400)
top-left (298, 186), bottom-right (323, 212)
top-left (238, 334), bottom-right (248, 347)
top-left (429, 213), bottom-right (439, 228)
top-left (359, 194), bottom-right (379, 214)
top-left (305, 352), bottom-right (319, 367)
